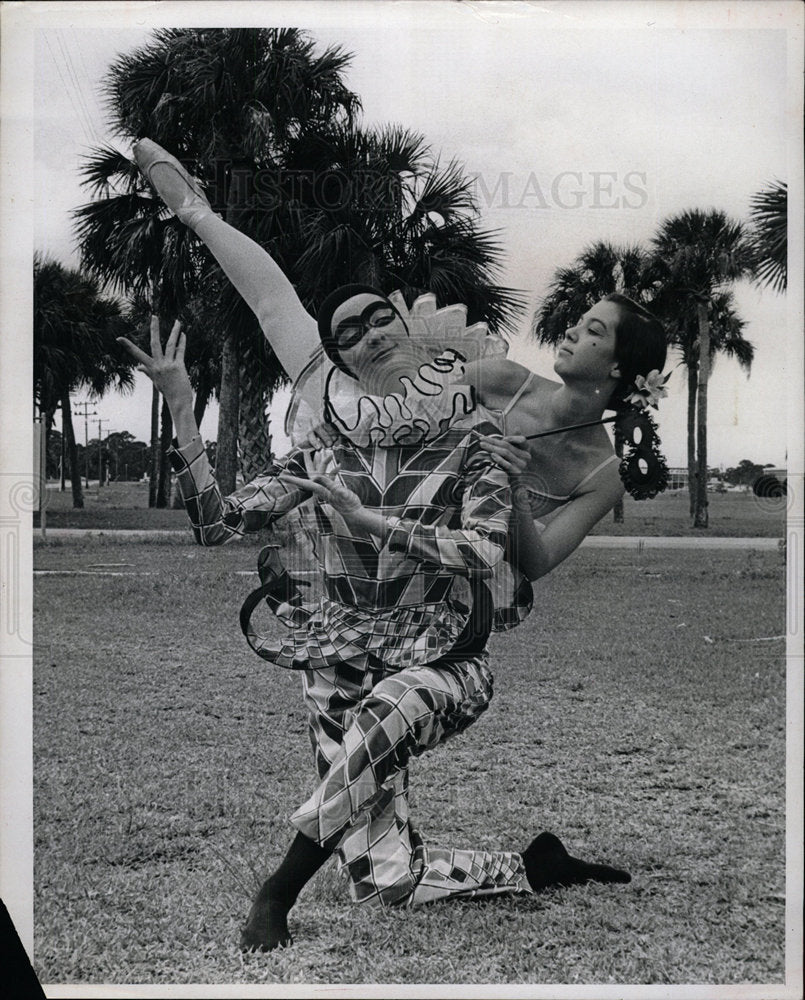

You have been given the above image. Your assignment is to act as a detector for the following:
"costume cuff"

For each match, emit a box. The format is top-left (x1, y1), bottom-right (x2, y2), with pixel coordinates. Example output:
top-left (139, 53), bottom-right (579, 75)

top-left (168, 434), bottom-right (205, 471)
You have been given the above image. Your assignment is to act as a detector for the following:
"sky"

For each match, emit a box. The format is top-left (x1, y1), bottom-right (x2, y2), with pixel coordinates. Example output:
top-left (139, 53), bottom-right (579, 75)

top-left (26, 1), bottom-right (803, 469)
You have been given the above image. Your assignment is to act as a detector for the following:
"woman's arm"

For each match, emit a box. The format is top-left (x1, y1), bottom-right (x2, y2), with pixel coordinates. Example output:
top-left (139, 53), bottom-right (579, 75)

top-left (509, 469), bottom-right (623, 580)
top-left (474, 432), bottom-right (624, 581)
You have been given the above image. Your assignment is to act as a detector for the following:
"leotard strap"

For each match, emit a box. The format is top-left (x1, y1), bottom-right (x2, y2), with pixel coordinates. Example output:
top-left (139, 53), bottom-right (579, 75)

top-left (521, 453), bottom-right (619, 511)
top-left (501, 371), bottom-right (536, 418)
top-left (571, 453), bottom-right (619, 495)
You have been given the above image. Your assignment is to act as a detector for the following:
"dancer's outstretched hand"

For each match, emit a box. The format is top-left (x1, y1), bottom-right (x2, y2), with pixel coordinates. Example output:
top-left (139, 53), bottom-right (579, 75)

top-left (277, 471), bottom-right (364, 516)
top-left (475, 433), bottom-right (530, 475)
top-left (117, 318), bottom-right (194, 412)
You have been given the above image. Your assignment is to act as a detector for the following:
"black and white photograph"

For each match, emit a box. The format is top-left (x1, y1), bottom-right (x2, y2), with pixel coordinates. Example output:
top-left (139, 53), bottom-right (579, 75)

top-left (1, 0), bottom-right (803, 995)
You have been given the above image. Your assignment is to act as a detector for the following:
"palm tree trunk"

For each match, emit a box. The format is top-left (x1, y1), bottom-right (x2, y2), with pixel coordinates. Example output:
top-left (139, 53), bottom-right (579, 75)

top-left (687, 359), bottom-right (698, 517)
top-left (60, 411), bottom-right (66, 491)
top-left (193, 372), bottom-right (212, 429)
top-left (148, 383), bottom-right (160, 508)
top-left (216, 332), bottom-right (240, 494)
top-left (215, 176), bottom-right (248, 495)
top-left (60, 388), bottom-right (83, 509)
top-left (693, 301), bottom-right (710, 528)
top-left (156, 397), bottom-right (173, 508)
top-left (238, 329), bottom-right (273, 481)
top-left (43, 410), bottom-right (53, 483)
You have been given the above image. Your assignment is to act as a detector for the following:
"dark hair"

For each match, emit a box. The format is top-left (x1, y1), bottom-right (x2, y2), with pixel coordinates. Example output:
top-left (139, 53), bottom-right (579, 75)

top-left (316, 283), bottom-right (395, 378)
top-left (603, 293), bottom-right (667, 411)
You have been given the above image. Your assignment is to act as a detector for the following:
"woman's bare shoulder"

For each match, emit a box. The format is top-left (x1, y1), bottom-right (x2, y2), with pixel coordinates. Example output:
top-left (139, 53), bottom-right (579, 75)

top-left (464, 357), bottom-right (533, 397)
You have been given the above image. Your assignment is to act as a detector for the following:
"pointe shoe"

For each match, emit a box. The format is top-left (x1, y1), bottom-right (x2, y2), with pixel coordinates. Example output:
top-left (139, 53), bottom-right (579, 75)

top-left (133, 138), bottom-right (213, 228)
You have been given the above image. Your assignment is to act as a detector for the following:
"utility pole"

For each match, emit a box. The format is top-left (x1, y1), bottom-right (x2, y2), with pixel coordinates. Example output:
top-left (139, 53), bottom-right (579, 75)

top-left (59, 401), bottom-right (66, 491)
top-left (74, 401), bottom-right (97, 489)
top-left (92, 418), bottom-right (110, 486)
top-left (106, 428), bottom-right (118, 482)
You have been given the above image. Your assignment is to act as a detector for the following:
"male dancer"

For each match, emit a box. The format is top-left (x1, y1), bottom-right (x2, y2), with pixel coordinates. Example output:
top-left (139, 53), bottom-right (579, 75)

top-left (121, 143), bottom-right (631, 952)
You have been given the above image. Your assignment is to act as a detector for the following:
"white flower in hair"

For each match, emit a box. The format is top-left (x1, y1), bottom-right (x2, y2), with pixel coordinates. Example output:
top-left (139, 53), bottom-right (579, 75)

top-left (286, 291), bottom-right (509, 448)
top-left (625, 369), bottom-right (670, 410)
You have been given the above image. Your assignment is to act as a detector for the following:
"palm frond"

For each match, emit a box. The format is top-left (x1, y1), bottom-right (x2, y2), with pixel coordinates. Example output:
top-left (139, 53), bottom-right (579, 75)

top-left (650, 208), bottom-right (755, 292)
top-left (531, 241), bottom-right (653, 344)
top-left (78, 144), bottom-right (143, 197)
top-left (409, 158), bottom-right (477, 227)
top-left (748, 180), bottom-right (786, 293)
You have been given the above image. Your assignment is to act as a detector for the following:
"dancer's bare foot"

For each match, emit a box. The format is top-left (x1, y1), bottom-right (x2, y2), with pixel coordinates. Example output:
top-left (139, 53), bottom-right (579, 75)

top-left (239, 878), bottom-right (293, 952)
top-left (523, 831), bottom-right (631, 892)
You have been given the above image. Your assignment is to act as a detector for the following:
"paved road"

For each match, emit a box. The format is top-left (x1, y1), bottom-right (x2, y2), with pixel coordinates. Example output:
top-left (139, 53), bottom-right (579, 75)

top-left (35, 528), bottom-right (782, 549)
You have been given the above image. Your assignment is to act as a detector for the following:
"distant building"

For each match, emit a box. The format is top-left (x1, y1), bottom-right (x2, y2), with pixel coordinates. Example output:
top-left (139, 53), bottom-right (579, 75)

top-left (667, 467), bottom-right (688, 490)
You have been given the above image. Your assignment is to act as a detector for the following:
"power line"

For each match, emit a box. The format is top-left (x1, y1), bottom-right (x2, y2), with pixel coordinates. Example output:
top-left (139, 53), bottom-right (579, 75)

top-left (55, 29), bottom-right (100, 144)
top-left (73, 401), bottom-right (97, 488)
top-left (43, 32), bottom-right (96, 145)
top-left (69, 26), bottom-right (104, 133)
top-left (55, 29), bottom-right (95, 138)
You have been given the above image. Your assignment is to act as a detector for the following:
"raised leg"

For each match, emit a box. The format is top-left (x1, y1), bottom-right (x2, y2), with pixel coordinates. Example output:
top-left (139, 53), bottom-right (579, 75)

top-left (133, 139), bottom-right (319, 383)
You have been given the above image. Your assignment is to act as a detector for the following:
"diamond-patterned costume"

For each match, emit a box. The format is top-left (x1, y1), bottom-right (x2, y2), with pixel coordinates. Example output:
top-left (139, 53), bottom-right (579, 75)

top-left (298, 652), bottom-right (528, 905)
top-left (169, 414), bottom-right (531, 904)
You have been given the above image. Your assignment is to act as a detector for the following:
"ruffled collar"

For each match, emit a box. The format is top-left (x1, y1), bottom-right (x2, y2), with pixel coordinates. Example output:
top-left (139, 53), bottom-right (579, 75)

top-left (285, 291), bottom-right (508, 448)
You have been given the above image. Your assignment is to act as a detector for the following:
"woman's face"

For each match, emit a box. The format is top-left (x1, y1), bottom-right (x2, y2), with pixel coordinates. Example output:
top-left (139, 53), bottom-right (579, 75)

top-left (553, 299), bottom-right (622, 385)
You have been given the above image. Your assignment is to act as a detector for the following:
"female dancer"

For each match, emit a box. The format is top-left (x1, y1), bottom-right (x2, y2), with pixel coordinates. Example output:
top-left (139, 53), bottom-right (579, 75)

top-left (132, 139), bottom-right (668, 588)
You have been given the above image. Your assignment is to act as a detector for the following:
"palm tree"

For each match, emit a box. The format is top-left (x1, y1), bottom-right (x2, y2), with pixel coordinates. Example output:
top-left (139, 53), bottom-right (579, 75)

top-left (97, 27), bottom-right (359, 490)
top-left (660, 290), bottom-right (754, 516)
top-left (79, 29), bottom-right (526, 489)
top-left (281, 124), bottom-right (525, 334)
top-left (33, 256), bottom-right (136, 508)
top-left (531, 241), bottom-right (656, 522)
top-left (80, 29), bottom-right (531, 487)
top-left (748, 180), bottom-right (787, 293)
top-left (532, 241), bottom-right (652, 341)
top-left (650, 209), bottom-right (756, 527)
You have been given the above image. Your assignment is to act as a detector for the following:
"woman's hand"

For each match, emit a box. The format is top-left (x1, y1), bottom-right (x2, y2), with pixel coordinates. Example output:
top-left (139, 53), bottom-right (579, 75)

top-left (117, 318), bottom-right (194, 413)
top-left (474, 433), bottom-right (530, 476)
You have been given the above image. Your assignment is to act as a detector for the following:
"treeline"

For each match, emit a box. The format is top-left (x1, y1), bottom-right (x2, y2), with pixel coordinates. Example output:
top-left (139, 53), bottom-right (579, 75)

top-left (43, 429), bottom-right (216, 486)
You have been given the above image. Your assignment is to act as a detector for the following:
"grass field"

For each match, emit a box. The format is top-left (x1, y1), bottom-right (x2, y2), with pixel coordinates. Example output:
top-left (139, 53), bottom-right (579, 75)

top-left (35, 479), bottom-right (788, 537)
top-left (31, 538), bottom-right (787, 987)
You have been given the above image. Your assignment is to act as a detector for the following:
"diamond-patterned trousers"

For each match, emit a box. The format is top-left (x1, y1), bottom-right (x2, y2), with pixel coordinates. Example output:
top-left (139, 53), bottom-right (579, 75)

top-left (292, 653), bottom-right (529, 906)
